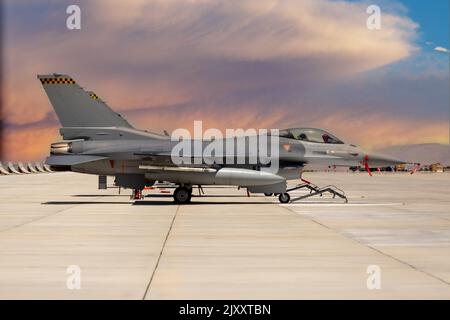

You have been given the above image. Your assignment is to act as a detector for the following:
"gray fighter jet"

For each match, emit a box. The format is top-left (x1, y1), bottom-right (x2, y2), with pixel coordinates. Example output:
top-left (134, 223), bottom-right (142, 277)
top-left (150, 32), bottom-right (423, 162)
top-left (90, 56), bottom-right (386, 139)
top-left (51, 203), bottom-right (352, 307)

top-left (40, 74), bottom-right (404, 204)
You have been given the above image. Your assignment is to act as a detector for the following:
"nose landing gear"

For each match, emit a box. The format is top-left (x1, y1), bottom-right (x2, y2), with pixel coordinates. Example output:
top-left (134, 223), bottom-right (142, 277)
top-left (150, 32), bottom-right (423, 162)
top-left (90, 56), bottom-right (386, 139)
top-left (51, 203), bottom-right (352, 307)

top-left (278, 193), bottom-right (290, 204)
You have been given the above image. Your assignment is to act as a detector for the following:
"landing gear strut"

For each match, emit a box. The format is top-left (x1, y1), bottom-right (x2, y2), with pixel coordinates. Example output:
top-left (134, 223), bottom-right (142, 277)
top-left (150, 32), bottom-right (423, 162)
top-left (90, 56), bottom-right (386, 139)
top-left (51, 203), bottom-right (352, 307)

top-left (131, 189), bottom-right (143, 200)
top-left (173, 186), bottom-right (192, 204)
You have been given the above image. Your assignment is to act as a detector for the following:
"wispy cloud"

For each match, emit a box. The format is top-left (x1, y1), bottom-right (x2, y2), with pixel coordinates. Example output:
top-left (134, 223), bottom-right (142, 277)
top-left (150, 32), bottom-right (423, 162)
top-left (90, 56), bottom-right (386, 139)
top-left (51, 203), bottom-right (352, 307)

top-left (434, 46), bottom-right (450, 54)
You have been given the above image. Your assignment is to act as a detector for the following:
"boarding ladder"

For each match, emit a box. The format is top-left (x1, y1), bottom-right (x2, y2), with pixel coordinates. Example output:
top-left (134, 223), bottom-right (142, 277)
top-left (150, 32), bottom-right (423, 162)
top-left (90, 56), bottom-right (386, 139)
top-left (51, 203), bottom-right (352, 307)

top-left (287, 179), bottom-right (348, 203)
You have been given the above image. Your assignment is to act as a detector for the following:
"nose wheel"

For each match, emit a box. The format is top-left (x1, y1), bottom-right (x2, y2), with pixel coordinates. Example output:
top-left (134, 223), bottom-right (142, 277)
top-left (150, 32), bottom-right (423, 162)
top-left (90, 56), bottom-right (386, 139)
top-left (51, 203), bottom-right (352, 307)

top-left (278, 193), bottom-right (290, 204)
top-left (173, 186), bottom-right (192, 204)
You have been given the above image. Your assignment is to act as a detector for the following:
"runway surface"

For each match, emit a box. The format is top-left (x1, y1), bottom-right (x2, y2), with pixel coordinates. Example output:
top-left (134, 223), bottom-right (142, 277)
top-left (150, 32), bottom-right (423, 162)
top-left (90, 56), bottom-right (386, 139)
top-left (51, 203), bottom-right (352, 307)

top-left (0, 171), bottom-right (449, 299)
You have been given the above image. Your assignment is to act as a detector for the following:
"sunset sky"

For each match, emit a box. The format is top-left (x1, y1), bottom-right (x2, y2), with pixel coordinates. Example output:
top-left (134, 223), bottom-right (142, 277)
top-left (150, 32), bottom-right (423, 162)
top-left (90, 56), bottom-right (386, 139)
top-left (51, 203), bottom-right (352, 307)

top-left (2, 0), bottom-right (449, 161)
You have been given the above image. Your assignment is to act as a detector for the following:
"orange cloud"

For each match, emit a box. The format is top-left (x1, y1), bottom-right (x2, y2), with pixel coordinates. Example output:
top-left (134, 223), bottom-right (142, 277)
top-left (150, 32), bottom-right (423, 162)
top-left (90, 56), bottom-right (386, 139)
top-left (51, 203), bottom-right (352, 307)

top-left (309, 114), bottom-right (449, 150)
top-left (1, 0), bottom-right (447, 161)
top-left (3, 103), bottom-right (448, 162)
top-left (3, 0), bottom-right (418, 121)
top-left (3, 126), bottom-right (59, 161)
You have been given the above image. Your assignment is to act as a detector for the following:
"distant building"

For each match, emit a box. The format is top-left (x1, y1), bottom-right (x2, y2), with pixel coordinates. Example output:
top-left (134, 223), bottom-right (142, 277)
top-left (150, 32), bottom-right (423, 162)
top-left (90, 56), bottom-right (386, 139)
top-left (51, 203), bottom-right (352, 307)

top-left (430, 163), bottom-right (444, 173)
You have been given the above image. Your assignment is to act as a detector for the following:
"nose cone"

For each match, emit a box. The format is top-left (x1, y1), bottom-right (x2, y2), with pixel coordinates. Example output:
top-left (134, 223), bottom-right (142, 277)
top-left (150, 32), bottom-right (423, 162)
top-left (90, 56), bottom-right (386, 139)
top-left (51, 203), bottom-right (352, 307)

top-left (364, 152), bottom-right (405, 168)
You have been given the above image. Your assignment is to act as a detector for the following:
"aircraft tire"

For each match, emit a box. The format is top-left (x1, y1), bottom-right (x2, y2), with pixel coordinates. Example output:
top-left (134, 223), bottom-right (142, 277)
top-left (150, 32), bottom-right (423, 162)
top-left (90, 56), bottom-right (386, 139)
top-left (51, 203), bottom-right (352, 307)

top-left (278, 193), bottom-right (290, 204)
top-left (174, 187), bottom-right (192, 204)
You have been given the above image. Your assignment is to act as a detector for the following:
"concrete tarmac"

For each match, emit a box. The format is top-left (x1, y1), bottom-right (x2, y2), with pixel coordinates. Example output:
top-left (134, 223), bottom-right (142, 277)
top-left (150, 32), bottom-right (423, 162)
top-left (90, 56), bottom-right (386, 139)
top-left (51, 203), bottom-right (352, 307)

top-left (0, 172), bottom-right (449, 299)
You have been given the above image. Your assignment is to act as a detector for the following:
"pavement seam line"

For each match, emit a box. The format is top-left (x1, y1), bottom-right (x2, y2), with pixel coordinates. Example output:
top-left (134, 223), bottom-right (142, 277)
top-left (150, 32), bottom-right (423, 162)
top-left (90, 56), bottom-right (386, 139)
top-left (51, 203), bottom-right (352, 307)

top-left (0, 204), bottom-right (80, 234)
top-left (382, 203), bottom-right (450, 224)
top-left (142, 205), bottom-right (180, 299)
top-left (0, 195), bottom-right (108, 234)
top-left (280, 203), bottom-right (450, 287)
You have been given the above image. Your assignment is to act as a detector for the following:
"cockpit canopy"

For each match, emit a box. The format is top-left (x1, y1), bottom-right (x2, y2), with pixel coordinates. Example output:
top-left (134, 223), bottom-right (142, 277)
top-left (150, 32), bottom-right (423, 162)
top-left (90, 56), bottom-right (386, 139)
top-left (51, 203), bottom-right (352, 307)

top-left (278, 128), bottom-right (344, 144)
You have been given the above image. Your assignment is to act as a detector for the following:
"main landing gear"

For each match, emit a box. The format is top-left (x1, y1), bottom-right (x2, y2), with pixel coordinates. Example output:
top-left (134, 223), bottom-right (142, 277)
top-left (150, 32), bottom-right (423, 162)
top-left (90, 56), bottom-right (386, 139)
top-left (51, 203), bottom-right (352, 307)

top-left (173, 186), bottom-right (192, 204)
top-left (131, 189), bottom-right (143, 200)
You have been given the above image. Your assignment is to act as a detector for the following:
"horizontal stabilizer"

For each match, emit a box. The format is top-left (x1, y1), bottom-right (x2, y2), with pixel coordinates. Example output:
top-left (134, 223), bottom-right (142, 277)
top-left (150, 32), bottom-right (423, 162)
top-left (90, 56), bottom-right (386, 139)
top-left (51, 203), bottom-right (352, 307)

top-left (46, 155), bottom-right (108, 166)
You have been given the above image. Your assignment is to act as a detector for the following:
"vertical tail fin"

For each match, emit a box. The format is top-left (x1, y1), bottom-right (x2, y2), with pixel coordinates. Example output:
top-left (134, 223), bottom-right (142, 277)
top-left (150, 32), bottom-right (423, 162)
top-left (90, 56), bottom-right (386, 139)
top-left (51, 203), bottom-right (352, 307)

top-left (38, 74), bottom-right (133, 128)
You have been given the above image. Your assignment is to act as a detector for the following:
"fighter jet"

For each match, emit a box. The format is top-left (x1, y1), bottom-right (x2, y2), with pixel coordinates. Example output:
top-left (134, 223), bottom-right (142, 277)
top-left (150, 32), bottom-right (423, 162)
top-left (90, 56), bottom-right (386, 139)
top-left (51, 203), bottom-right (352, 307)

top-left (39, 74), bottom-right (404, 204)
